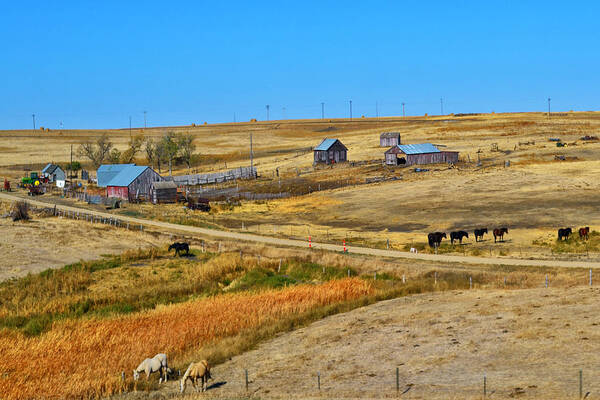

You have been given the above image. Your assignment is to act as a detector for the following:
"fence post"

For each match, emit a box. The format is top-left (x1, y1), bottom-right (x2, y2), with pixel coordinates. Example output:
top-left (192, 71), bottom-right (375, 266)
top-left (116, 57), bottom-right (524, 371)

top-left (374, 272), bottom-right (377, 280)
top-left (245, 369), bottom-right (248, 391)
top-left (469, 276), bottom-right (472, 289)
top-left (579, 369), bottom-right (583, 399)
top-left (590, 269), bottom-right (592, 286)
top-left (434, 271), bottom-right (437, 285)
top-left (279, 259), bottom-right (282, 273)
top-left (317, 371), bottom-right (321, 390)
top-left (396, 367), bottom-right (399, 393)
top-left (402, 274), bottom-right (406, 284)
top-left (387, 239), bottom-right (390, 249)
top-left (347, 269), bottom-right (350, 277)
top-left (483, 374), bottom-right (487, 397)
top-left (545, 274), bottom-right (548, 288)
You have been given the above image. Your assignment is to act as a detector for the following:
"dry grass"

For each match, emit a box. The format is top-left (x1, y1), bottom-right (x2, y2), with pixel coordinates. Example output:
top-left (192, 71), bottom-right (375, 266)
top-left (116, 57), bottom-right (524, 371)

top-left (0, 279), bottom-right (372, 400)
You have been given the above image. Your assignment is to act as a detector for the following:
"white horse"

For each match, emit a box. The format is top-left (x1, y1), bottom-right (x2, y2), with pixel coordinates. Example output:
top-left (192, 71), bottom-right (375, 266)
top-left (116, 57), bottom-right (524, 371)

top-left (133, 353), bottom-right (169, 383)
top-left (180, 360), bottom-right (212, 393)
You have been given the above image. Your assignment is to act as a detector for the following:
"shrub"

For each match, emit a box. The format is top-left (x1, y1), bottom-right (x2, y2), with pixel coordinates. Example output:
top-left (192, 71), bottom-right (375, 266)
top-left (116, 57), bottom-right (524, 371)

top-left (11, 201), bottom-right (29, 221)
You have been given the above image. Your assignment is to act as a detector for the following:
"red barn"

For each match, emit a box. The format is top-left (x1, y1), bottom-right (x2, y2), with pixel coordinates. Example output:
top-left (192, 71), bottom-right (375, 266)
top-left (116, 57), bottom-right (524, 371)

top-left (105, 165), bottom-right (162, 201)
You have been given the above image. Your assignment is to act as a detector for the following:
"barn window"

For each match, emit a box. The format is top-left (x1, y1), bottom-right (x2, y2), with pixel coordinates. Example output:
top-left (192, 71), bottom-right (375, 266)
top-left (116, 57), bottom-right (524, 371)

top-left (398, 157), bottom-right (406, 165)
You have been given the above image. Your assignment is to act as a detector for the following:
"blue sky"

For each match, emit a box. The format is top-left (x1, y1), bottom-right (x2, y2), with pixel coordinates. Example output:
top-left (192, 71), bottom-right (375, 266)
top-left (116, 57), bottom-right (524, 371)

top-left (1, 1), bottom-right (598, 129)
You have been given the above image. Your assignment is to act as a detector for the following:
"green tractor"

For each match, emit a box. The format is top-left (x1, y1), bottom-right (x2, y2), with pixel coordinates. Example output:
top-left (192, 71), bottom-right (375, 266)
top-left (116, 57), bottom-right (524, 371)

top-left (20, 172), bottom-right (40, 187)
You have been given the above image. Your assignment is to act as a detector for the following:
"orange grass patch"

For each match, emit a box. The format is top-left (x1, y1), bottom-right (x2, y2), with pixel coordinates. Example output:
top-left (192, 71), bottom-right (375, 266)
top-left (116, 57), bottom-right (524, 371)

top-left (0, 278), bottom-right (371, 400)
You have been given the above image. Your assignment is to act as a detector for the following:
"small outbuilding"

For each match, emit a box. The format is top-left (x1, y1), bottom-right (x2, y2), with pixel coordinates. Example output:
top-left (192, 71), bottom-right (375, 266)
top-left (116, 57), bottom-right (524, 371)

top-left (380, 132), bottom-right (401, 147)
top-left (41, 163), bottom-right (66, 184)
top-left (385, 143), bottom-right (459, 166)
top-left (151, 181), bottom-right (178, 204)
top-left (103, 165), bottom-right (163, 201)
top-left (313, 138), bottom-right (348, 164)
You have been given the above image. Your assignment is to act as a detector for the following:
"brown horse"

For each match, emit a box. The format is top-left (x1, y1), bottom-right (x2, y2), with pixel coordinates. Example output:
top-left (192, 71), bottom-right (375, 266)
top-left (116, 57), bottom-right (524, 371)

top-left (579, 227), bottom-right (590, 240)
top-left (493, 228), bottom-right (508, 243)
top-left (180, 360), bottom-right (212, 393)
top-left (427, 232), bottom-right (446, 248)
top-left (558, 228), bottom-right (572, 241)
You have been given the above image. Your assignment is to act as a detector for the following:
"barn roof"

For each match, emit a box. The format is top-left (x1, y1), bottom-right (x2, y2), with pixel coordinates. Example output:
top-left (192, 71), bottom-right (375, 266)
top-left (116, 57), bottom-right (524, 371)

top-left (396, 143), bottom-right (441, 155)
top-left (380, 132), bottom-right (401, 138)
top-left (97, 164), bottom-right (136, 187)
top-left (314, 138), bottom-right (346, 151)
top-left (42, 163), bottom-right (63, 175)
top-left (106, 165), bottom-right (151, 187)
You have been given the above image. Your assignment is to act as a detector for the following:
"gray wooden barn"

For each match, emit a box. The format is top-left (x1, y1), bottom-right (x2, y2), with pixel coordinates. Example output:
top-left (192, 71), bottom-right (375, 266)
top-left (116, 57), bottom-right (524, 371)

top-left (385, 143), bottom-right (459, 166)
top-left (41, 163), bottom-right (66, 183)
top-left (102, 165), bottom-right (163, 201)
top-left (151, 181), bottom-right (178, 204)
top-left (313, 138), bottom-right (348, 164)
top-left (380, 132), bottom-right (401, 147)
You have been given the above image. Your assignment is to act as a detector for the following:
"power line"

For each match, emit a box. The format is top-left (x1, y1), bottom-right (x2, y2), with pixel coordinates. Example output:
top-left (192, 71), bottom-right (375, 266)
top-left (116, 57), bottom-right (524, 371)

top-left (349, 100), bottom-right (352, 120)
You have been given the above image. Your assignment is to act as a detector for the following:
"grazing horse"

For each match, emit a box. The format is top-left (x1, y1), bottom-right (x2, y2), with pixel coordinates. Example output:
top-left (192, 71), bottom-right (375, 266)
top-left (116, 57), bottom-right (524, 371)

top-left (134, 353), bottom-right (169, 383)
top-left (558, 228), bottom-right (573, 241)
top-left (168, 242), bottom-right (190, 257)
top-left (474, 228), bottom-right (488, 242)
top-left (180, 360), bottom-right (212, 393)
top-left (579, 227), bottom-right (590, 241)
top-left (450, 231), bottom-right (469, 245)
top-left (493, 228), bottom-right (508, 243)
top-left (427, 232), bottom-right (447, 248)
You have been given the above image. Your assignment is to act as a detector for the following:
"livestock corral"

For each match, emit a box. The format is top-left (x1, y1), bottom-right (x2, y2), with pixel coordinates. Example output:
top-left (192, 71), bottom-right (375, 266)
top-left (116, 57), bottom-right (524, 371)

top-left (2, 111), bottom-right (600, 399)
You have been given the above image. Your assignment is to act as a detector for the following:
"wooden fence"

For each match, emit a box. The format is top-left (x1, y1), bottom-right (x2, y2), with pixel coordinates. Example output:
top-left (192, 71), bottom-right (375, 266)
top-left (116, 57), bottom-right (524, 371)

top-left (172, 167), bottom-right (257, 186)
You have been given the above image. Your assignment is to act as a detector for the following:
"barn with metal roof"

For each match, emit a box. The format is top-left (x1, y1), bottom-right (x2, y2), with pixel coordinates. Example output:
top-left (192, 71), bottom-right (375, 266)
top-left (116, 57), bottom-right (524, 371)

top-left (313, 138), bottom-right (348, 164)
top-left (384, 143), bottom-right (459, 166)
top-left (96, 164), bottom-right (136, 187)
top-left (99, 164), bottom-right (162, 201)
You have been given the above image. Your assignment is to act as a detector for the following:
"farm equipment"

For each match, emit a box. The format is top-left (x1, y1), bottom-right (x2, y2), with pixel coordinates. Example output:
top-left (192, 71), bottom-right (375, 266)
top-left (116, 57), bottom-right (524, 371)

top-left (20, 172), bottom-right (43, 187)
top-left (2, 178), bottom-right (10, 192)
top-left (187, 196), bottom-right (211, 212)
top-left (28, 184), bottom-right (44, 196)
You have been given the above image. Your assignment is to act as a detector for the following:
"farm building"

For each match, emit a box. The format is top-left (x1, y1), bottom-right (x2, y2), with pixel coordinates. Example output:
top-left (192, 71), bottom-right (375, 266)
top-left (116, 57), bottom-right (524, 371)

top-left (151, 181), bottom-right (178, 204)
top-left (41, 163), bottom-right (66, 183)
top-left (102, 165), bottom-right (163, 201)
top-left (96, 164), bottom-right (135, 187)
top-left (313, 138), bottom-right (348, 164)
top-left (384, 143), bottom-right (459, 166)
top-left (380, 132), bottom-right (401, 147)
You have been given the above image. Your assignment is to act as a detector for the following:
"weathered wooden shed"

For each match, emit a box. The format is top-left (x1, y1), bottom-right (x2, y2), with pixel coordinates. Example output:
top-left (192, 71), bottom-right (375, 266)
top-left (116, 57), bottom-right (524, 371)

top-left (151, 181), bottom-right (178, 204)
top-left (380, 132), bottom-right (401, 147)
top-left (385, 143), bottom-right (459, 166)
top-left (105, 165), bottom-right (162, 201)
top-left (313, 138), bottom-right (348, 164)
top-left (41, 163), bottom-right (66, 183)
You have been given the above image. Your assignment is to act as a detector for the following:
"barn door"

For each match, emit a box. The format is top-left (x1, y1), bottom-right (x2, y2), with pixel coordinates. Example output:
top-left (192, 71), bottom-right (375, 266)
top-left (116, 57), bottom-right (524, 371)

top-left (335, 151), bottom-right (339, 162)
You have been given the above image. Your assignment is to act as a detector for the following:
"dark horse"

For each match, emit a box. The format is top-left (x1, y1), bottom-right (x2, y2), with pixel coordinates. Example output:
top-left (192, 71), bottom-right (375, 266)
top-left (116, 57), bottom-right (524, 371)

top-left (579, 227), bottom-right (590, 240)
top-left (450, 231), bottom-right (469, 245)
top-left (557, 228), bottom-right (572, 241)
top-left (428, 232), bottom-right (447, 248)
top-left (169, 242), bottom-right (190, 256)
top-left (493, 228), bottom-right (508, 243)
top-left (474, 228), bottom-right (488, 242)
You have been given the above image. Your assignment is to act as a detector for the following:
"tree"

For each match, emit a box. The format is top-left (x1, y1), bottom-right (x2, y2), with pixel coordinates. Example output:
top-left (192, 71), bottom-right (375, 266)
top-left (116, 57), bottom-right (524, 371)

top-left (108, 148), bottom-right (121, 164)
top-left (177, 133), bottom-right (196, 172)
top-left (120, 134), bottom-right (145, 163)
top-left (161, 131), bottom-right (179, 176)
top-left (78, 134), bottom-right (113, 169)
top-left (145, 138), bottom-right (157, 169)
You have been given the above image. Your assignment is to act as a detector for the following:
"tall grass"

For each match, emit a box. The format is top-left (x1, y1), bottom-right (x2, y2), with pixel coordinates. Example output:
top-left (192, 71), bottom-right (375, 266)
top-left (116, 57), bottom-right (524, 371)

top-left (0, 279), bottom-right (372, 400)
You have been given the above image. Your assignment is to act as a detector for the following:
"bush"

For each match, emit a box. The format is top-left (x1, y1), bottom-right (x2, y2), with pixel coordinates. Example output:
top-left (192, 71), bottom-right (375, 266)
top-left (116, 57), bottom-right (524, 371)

top-left (12, 201), bottom-right (29, 221)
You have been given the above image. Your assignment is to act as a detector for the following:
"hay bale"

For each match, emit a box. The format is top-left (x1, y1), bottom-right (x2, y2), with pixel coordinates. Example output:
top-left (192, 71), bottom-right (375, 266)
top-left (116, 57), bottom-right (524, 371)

top-left (12, 201), bottom-right (29, 221)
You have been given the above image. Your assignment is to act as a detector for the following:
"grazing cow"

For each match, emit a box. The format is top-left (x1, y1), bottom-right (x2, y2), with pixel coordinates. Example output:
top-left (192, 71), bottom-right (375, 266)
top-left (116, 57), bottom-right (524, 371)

top-left (493, 227), bottom-right (508, 243)
top-left (180, 360), bottom-right (212, 393)
top-left (558, 228), bottom-right (573, 241)
top-left (168, 242), bottom-right (190, 257)
top-left (579, 227), bottom-right (590, 241)
top-left (450, 231), bottom-right (469, 245)
top-left (427, 232), bottom-right (447, 248)
top-left (474, 228), bottom-right (488, 242)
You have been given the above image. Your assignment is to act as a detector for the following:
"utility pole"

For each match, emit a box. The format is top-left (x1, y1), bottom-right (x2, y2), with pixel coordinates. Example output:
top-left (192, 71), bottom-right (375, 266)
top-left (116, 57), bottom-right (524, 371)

top-left (233, 112), bottom-right (236, 123)
top-left (266, 105), bottom-right (270, 121)
top-left (32, 114), bottom-right (36, 132)
top-left (402, 102), bottom-right (405, 118)
top-left (69, 144), bottom-right (73, 179)
top-left (376, 101), bottom-right (379, 119)
top-left (129, 115), bottom-right (132, 138)
top-left (440, 97), bottom-right (444, 115)
top-left (349, 100), bottom-right (352, 120)
top-left (249, 133), bottom-right (254, 178)
top-left (321, 102), bottom-right (325, 119)
top-left (282, 107), bottom-right (286, 120)
top-left (547, 97), bottom-right (551, 119)
top-left (143, 110), bottom-right (147, 128)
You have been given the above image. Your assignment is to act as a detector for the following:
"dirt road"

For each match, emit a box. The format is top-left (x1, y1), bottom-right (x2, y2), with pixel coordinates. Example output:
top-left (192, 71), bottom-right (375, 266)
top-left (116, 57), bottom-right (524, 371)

top-left (2, 192), bottom-right (599, 269)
